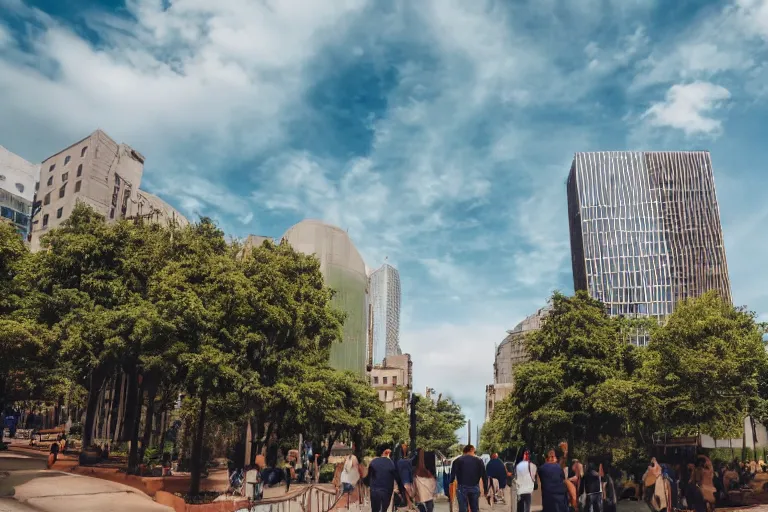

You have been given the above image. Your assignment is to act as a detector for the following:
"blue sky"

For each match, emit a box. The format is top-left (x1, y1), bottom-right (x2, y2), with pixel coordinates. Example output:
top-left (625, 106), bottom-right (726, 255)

top-left (2, 0), bottom-right (768, 441)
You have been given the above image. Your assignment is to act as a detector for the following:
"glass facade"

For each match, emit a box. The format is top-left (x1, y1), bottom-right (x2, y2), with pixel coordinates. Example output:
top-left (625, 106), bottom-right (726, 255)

top-left (283, 220), bottom-right (368, 377)
top-left (0, 188), bottom-right (33, 240)
top-left (368, 264), bottom-right (401, 365)
top-left (568, 152), bottom-right (731, 338)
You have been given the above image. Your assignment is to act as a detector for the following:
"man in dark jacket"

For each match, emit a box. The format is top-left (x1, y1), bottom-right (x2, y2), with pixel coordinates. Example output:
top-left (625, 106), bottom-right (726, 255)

top-left (450, 445), bottom-right (488, 512)
top-left (486, 453), bottom-right (510, 503)
top-left (539, 449), bottom-right (568, 512)
top-left (368, 445), bottom-right (407, 512)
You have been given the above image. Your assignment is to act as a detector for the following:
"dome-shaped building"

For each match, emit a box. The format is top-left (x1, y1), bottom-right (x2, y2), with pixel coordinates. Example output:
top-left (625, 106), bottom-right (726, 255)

top-left (282, 220), bottom-right (368, 377)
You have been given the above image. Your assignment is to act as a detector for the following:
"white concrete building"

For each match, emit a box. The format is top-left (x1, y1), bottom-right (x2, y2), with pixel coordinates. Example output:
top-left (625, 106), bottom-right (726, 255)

top-left (0, 146), bottom-right (40, 240)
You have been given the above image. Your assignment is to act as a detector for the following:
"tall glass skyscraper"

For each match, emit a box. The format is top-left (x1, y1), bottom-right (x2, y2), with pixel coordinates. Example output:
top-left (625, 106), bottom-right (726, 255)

top-left (368, 263), bottom-right (401, 365)
top-left (567, 151), bottom-right (731, 326)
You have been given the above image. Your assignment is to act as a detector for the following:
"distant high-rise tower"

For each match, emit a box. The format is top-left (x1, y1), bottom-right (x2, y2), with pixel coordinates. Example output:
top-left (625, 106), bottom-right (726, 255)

top-left (368, 263), bottom-right (401, 365)
top-left (567, 151), bottom-right (731, 332)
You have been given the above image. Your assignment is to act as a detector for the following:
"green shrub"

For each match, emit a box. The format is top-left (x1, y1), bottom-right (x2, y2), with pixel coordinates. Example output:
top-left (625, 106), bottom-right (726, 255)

top-left (319, 463), bottom-right (336, 483)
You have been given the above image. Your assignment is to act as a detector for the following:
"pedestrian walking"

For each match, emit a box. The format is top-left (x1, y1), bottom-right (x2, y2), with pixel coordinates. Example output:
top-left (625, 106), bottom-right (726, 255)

top-left (414, 450), bottom-right (437, 512)
top-left (515, 449), bottom-right (538, 512)
top-left (47, 436), bottom-right (60, 468)
top-left (538, 445), bottom-right (569, 512)
top-left (398, 443), bottom-right (415, 507)
top-left (486, 453), bottom-right (509, 504)
top-left (579, 462), bottom-right (603, 512)
top-left (366, 445), bottom-right (407, 512)
top-left (450, 444), bottom-right (488, 512)
top-left (341, 452), bottom-right (361, 501)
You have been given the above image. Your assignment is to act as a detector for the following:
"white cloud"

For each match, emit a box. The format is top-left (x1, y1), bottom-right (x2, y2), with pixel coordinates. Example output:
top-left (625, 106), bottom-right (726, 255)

top-left (642, 81), bottom-right (731, 136)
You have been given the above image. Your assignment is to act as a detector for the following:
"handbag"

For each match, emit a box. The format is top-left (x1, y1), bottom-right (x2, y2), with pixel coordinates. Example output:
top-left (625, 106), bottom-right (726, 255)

top-left (529, 462), bottom-right (538, 491)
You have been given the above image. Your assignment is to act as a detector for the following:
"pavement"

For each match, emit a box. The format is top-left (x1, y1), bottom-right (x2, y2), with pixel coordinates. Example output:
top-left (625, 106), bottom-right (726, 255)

top-left (0, 450), bottom-right (172, 512)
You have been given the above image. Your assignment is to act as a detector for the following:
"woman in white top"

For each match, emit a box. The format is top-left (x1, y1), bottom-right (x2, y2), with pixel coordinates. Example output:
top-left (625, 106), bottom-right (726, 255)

top-left (414, 450), bottom-right (437, 512)
top-left (515, 450), bottom-right (538, 512)
top-left (341, 454), bottom-right (361, 495)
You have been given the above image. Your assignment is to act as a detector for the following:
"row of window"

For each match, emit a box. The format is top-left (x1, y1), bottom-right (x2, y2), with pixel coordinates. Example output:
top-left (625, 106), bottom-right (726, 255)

top-left (42, 181), bottom-right (82, 205)
top-left (46, 164), bottom-right (83, 187)
top-left (372, 375), bottom-right (398, 385)
top-left (0, 206), bottom-right (30, 226)
top-left (0, 176), bottom-right (26, 194)
top-left (41, 207), bottom-right (64, 228)
top-left (48, 146), bottom-right (88, 173)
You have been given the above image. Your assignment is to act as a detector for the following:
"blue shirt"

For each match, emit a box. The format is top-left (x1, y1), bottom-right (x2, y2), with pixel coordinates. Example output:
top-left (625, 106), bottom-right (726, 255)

top-left (486, 459), bottom-right (507, 488)
top-left (538, 462), bottom-right (566, 496)
top-left (398, 457), bottom-right (414, 484)
top-left (369, 457), bottom-right (406, 496)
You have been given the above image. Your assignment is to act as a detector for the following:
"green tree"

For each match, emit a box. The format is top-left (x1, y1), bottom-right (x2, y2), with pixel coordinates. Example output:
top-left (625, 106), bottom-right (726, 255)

top-left (376, 395), bottom-right (465, 454)
top-left (510, 291), bottom-right (643, 452)
top-left (644, 291), bottom-right (766, 439)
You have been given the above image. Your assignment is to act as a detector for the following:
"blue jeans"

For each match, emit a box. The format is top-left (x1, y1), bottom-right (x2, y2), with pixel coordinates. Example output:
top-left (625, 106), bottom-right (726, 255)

top-left (458, 485), bottom-right (481, 512)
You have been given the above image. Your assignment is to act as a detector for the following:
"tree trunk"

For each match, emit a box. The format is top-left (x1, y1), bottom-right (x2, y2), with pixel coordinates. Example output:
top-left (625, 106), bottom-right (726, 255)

top-left (121, 368), bottom-right (139, 442)
top-left (82, 371), bottom-right (107, 449)
top-left (128, 376), bottom-right (145, 474)
top-left (189, 393), bottom-right (208, 496)
top-left (323, 433), bottom-right (337, 462)
top-left (141, 382), bottom-right (158, 458)
top-left (113, 372), bottom-right (126, 442)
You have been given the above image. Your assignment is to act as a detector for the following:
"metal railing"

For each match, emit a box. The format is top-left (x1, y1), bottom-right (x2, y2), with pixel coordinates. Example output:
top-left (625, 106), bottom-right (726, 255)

top-left (234, 483), bottom-right (352, 512)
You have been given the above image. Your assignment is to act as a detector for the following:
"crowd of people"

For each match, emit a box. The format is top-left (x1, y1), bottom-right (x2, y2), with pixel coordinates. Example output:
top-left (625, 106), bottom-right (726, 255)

top-left (228, 439), bottom-right (768, 512)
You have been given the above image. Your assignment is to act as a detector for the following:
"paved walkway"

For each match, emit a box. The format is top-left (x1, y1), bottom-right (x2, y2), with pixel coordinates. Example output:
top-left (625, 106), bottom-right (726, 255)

top-left (0, 451), bottom-right (172, 512)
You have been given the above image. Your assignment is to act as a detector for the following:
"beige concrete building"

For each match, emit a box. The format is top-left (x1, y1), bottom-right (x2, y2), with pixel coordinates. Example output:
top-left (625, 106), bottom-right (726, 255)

top-left (127, 190), bottom-right (190, 228)
top-left (30, 130), bottom-right (187, 251)
top-left (282, 220), bottom-right (368, 377)
top-left (485, 306), bottom-right (551, 421)
top-left (371, 353), bottom-right (412, 412)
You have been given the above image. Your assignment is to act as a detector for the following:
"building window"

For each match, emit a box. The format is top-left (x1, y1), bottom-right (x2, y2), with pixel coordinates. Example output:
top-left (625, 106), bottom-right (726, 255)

top-left (373, 376), bottom-right (379, 384)
top-left (383, 377), bottom-right (388, 385)
top-left (42, 214), bottom-right (49, 227)
top-left (59, 184), bottom-right (66, 199)
top-left (49, 164), bottom-right (55, 172)
top-left (384, 391), bottom-right (387, 401)
top-left (15, 183), bottom-right (24, 193)
top-left (56, 207), bottom-right (63, 219)
top-left (64, 156), bottom-right (71, 166)
top-left (392, 376), bottom-right (397, 386)
top-left (77, 164), bottom-right (83, 177)
top-left (47, 176), bottom-right (53, 186)
top-left (62, 172), bottom-right (68, 182)
top-left (75, 181), bottom-right (82, 193)
top-left (43, 193), bottom-right (50, 205)
top-left (81, 146), bottom-right (88, 157)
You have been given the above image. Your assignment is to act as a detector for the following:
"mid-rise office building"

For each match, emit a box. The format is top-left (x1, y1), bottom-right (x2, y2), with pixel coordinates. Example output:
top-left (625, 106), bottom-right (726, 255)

top-left (30, 130), bottom-right (187, 251)
top-left (282, 219), bottom-right (368, 377)
top-left (368, 263), bottom-right (402, 365)
top-left (371, 354), bottom-right (412, 412)
top-left (485, 306), bottom-right (551, 421)
top-left (567, 151), bottom-right (731, 327)
top-left (0, 146), bottom-right (40, 240)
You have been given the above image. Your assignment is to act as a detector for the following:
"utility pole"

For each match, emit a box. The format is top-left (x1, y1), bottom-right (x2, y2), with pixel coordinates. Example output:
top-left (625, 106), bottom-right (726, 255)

top-left (468, 419), bottom-right (472, 446)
